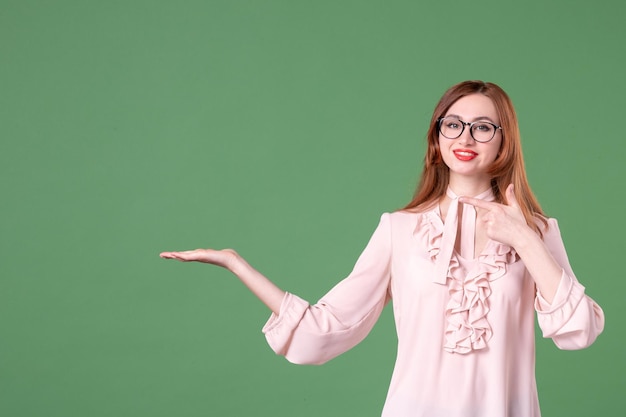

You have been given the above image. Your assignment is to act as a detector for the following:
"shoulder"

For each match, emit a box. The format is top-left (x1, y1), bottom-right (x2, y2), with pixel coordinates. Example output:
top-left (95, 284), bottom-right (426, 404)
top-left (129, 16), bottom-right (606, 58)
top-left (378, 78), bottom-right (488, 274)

top-left (377, 208), bottom-right (438, 236)
top-left (534, 215), bottom-right (561, 234)
top-left (385, 209), bottom-right (432, 224)
top-left (534, 215), bottom-right (566, 247)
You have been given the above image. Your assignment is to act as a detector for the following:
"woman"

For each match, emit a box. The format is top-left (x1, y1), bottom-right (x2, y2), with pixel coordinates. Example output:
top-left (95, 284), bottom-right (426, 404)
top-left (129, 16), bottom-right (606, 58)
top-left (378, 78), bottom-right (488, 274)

top-left (160, 80), bottom-right (604, 416)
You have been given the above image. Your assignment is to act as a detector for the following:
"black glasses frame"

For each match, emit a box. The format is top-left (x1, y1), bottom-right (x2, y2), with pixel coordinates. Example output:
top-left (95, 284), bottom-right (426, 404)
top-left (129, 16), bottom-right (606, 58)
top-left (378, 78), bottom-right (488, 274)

top-left (437, 117), bottom-right (502, 143)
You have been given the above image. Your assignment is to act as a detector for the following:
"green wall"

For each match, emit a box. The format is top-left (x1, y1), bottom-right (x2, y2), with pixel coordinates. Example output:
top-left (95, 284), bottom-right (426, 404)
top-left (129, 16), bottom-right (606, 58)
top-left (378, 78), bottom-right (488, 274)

top-left (1, 0), bottom-right (623, 416)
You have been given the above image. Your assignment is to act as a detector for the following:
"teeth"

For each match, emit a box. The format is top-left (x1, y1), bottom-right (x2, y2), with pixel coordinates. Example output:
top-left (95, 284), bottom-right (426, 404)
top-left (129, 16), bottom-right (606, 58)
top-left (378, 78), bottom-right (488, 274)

top-left (455, 151), bottom-right (475, 156)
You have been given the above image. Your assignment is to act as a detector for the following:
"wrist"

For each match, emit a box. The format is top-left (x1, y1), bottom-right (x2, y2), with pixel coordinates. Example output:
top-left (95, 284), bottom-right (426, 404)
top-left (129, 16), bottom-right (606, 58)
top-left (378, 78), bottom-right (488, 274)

top-left (512, 225), bottom-right (541, 253)
top-left (226, 251), bottom-right (248, 275)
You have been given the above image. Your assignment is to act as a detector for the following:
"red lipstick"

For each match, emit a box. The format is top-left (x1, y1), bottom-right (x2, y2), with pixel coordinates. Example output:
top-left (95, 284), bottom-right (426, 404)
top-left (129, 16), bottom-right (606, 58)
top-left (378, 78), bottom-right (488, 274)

top-left (453, 149), bottom-right (478, 161)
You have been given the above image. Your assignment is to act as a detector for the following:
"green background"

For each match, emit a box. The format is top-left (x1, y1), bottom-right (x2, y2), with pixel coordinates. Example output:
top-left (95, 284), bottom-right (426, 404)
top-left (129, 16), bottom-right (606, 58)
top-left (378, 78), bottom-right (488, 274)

top-left (1, 0), bottom-right (623, 416)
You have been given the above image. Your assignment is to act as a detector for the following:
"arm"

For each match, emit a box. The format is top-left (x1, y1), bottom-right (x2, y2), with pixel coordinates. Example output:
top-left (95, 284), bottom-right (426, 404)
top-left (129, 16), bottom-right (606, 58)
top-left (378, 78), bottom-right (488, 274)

top-left (159, 248), bottom-right (285, 315)
top-left (460, 184), bottom-right (604, 349)
top-left (460, 184), bottom-right (562, 301)
top-left (161, 214), bottom-right (393, 365)
top-left (504, 220), bottom-right (562, 302)
top-left (263, 213), bottom-right (392, 364)
top-left (533, 218), bottom-right (605, 349)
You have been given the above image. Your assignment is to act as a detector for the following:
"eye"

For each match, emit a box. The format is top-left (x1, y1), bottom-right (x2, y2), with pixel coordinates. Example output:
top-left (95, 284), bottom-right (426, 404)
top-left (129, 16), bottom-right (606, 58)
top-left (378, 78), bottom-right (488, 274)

top-left (473, 122), bottom-right (494, 132)
top-left (445, 121), bottom-right (461, 129)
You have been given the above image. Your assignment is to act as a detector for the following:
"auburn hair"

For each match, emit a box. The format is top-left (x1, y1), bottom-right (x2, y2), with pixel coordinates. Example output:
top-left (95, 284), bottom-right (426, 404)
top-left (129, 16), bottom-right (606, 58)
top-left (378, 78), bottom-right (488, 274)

top-left (403, 80), bottom-right (548, 235)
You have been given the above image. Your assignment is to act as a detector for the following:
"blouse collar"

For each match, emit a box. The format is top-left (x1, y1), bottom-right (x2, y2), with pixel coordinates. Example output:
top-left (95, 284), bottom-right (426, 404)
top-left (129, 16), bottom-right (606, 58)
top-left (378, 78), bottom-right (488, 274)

top-left (432, 187), bottom-right (495, 284)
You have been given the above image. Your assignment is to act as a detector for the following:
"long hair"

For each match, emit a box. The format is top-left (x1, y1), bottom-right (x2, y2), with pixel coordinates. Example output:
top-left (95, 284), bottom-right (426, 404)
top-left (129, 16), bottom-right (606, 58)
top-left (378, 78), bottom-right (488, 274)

top-left (403, 80), bottom-right (547, 234)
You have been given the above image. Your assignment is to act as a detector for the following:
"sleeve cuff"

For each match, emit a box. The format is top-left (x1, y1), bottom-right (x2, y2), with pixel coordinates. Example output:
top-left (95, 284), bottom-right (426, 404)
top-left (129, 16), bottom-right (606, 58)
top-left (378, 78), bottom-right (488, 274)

top-left (535, 270), bottom-right (586, 338)
top-left (262, 292), bottom-right (309, 355)
top-left (535, 269), bottom-right (575, 313)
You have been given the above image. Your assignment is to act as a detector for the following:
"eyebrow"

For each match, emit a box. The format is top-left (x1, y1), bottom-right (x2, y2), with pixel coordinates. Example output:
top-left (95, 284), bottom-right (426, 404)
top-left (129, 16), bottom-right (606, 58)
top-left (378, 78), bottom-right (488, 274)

top-left (445, 114), bottom-right (498, 123)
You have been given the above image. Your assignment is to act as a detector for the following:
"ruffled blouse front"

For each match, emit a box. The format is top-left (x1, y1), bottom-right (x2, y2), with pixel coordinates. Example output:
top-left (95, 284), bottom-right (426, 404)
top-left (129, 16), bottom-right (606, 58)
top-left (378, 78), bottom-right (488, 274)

top-left (415, 188), bottom-right (519, 354)
top-left (262, 193), bottom-right (605, 417)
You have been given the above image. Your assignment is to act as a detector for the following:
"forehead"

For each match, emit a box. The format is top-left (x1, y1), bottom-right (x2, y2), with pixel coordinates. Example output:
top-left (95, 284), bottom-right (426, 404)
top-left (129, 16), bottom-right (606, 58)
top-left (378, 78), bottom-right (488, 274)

top-left (445, 94), bottom-right (498, 121)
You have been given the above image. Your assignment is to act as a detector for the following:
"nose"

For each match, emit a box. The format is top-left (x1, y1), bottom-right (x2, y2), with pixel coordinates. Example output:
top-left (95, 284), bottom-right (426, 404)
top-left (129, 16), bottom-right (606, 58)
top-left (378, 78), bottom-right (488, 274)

top-left (457, 124), bottom-right (475, 144)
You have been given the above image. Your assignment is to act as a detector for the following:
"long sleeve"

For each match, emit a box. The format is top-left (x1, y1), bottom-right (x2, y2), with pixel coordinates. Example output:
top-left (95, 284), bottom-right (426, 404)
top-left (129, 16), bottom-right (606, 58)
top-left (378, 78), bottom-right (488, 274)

top-left (262, 213), bottom-right (392, 365)
top-left (534, 218), bottom-right (605, 349)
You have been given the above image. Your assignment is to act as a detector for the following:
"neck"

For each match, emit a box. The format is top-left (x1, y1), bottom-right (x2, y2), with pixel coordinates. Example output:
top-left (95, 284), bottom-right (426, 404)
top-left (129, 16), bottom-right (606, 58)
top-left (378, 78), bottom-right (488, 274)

top-left (447, 176), bottom-right (492, 197)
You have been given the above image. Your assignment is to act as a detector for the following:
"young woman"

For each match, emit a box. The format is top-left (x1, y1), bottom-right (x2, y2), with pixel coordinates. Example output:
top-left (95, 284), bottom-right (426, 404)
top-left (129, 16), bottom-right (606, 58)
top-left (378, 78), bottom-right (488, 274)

top-left (160, 80), bottom-right (604, 417)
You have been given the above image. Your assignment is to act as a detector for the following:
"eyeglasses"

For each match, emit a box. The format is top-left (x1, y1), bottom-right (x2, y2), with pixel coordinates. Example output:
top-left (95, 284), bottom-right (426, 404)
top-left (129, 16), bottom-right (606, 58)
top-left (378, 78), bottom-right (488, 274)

top-left (437, 117), bottom-right (502, 143)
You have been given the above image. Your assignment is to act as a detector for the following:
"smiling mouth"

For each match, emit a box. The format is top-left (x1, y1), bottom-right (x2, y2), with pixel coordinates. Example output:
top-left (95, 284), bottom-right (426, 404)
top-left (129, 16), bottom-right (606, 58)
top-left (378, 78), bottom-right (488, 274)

top-left (453, 150), bottom-right (478, 161)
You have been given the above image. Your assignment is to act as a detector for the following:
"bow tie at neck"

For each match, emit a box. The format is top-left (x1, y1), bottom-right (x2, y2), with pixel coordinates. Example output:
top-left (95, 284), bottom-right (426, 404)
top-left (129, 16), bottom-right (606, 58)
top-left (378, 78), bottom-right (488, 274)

top-left (433, 187), bottom-right (495, 284)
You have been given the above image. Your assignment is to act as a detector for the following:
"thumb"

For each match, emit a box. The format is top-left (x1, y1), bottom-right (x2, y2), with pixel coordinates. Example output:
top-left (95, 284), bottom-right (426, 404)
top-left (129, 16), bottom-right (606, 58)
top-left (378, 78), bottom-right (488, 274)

top-left (505, 183), bottom-right (520, 208)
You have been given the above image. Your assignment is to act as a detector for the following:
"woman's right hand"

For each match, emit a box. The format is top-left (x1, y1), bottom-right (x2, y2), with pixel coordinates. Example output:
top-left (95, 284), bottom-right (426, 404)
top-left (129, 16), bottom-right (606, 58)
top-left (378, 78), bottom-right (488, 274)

top-left (160, 248), bottom-right (240, 271)
top-left (159, 248), bottom-right (285, 314)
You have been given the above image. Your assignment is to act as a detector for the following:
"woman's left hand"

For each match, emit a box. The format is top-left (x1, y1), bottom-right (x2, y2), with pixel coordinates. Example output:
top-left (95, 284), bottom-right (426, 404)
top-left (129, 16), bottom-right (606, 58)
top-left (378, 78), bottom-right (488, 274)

top-left (459, 184), bottom-right (531, 248)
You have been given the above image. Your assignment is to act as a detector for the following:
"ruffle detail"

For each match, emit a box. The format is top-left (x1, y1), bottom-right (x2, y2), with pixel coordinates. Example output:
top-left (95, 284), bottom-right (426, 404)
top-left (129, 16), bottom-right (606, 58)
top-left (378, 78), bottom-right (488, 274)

top-left (443, 255), bottom-right (492, 354)
top-left (414, 211), bottom-right (443, 263)
top-left (413, 211), bottom-right (518, 354)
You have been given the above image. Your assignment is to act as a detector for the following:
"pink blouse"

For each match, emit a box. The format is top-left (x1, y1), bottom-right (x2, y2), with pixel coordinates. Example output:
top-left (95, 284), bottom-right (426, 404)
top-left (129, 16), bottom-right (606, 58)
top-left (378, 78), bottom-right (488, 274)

top-left (262, 191), bottom-right (605, 417)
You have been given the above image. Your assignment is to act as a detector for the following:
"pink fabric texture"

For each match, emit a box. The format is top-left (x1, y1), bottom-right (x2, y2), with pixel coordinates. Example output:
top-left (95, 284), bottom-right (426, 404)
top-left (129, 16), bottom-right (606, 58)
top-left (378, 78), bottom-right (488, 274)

top-left (262, 197), bottom-right (604, 417)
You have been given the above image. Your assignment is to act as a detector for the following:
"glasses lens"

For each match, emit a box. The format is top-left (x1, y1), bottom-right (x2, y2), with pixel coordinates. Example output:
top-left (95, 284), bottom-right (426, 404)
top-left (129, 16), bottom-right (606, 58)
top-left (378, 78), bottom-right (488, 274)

top-left (471, 122), bottom-right (495, 142)
top-left (439, 118), bottom-right (463, 139)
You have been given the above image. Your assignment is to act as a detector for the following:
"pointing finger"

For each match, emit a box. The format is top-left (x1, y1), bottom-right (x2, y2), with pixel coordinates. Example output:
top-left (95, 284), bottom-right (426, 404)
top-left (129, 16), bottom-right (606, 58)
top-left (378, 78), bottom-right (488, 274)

top-left (459, 196), bottom-right (497, 210)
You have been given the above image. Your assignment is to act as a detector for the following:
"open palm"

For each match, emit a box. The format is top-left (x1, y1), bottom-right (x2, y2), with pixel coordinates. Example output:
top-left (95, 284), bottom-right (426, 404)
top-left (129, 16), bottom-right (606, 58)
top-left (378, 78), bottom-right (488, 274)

top-left (159, 248), bottom-right (239, 270)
